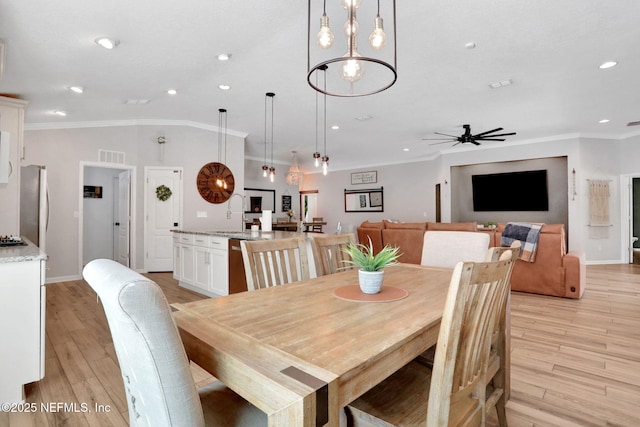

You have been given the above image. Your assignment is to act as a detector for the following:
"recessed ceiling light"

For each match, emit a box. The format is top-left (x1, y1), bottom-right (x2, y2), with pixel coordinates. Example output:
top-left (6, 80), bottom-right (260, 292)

top-left (125, 99), bottom-right (149, 105)
top-left (94, 37), bottom-right (120, 50)
top-left (355, 114), bottom-right (373, 121)
top-left (489, 79), bottom-right (513, 89)
top-left (218, 84), bottom-right (231, 90)
top-left (403, 148), bottom-right (410, 151)
top-left (167, 89), bottom-right (177, 95)
top-left (69, 86), bottom-right (84, 94)
top-left (53, 110), bottom-right (67, 116)
top-left (331, 125), bottom-right (340, 130)
top-left (217, 53), bottom-right (231, 61)
top-left (598, 119), bottom-right (610, 124)
top-left (465, 42), bottom-right (476, 49)
top-left (599, 61), bottom-right (617, 69)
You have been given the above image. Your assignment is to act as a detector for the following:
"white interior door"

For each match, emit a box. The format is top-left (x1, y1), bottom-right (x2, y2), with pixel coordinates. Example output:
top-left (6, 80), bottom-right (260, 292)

top-left (117, 170), bottom-right (131, 267)
top-left (145, 168), bottom-right (183, 272)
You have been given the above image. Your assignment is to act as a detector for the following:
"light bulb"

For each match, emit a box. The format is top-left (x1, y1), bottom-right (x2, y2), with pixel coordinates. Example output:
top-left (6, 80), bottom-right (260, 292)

top-left (369, 16), bottom-right (386, 50)
top-left (340, 54), bottom-right (365, 83)
top-left (321, 155), bottom-right (329, 176)
top-left (313, 152), bottom-right (321, 167)
top-left (269, 167), bottom-right (275, 182)
top-left (262, 165), bottom-right (269, 177)
top-left (315, 157), bottom-right (320, 167)
top-left (343, 17), bottom-right (359, 37)
top-left (341, 0), bottom-right (362, 8)
top-left (317, 14), bottom-right (334, 48)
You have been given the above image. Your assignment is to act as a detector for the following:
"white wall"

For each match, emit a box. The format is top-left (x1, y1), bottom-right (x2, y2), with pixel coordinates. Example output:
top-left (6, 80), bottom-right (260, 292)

top-left (24, 124), bottom-right (244, 281)
top-left (244, 158), bottom-right (302, 223)
top-left (301, 160), bottom-right (440, 236)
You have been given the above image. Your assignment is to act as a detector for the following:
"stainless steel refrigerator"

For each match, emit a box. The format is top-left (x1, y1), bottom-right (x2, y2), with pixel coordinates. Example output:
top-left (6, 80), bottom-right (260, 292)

top-left (20, 165), bottom-right (48, 252)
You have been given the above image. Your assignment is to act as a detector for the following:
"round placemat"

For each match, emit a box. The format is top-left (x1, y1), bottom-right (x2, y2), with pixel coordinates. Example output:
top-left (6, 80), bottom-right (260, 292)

top-left (332, 285), bottom-right (409, 303)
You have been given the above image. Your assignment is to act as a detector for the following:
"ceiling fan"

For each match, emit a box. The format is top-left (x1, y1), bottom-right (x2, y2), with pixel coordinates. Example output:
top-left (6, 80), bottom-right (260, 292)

top-left (422, 124), bottom-right (516, 146)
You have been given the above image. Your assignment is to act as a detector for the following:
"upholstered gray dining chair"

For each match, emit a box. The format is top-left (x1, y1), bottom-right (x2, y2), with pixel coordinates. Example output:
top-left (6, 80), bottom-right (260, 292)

top-left (83, 259), bottom-right (267, 426)
top-left (420, 230), bottom-right (491, 268)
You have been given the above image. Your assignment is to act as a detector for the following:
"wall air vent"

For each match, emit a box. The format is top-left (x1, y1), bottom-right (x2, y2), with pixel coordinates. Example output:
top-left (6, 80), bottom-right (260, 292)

top-left (627, 121), bottom-right (640, 127)
top-left (99, 149), bottom-right (125, 164)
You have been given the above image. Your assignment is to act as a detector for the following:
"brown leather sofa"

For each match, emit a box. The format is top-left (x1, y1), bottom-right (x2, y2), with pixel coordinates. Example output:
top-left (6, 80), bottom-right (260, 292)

top-left (356, 220), bottom-right (585, 299)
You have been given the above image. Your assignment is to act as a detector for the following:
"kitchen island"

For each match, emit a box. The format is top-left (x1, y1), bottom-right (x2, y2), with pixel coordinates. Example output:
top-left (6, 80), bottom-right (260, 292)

top-left (0, 238), bottom-right (47, 403)
top-left (172, 230), bottom-right (319, 297)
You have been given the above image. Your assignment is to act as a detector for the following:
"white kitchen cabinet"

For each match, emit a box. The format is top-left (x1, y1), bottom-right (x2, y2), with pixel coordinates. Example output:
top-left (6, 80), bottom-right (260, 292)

top-left (194, 245), bottom-right (212, 291)
top-left (180, 244), bottom-right (195, 285)
top-left (172, 232), bottom-right (229, 297)
top-left (209, 237), bottom-right (229, 296)
top-left (0, 244), bottom-right (46, 403)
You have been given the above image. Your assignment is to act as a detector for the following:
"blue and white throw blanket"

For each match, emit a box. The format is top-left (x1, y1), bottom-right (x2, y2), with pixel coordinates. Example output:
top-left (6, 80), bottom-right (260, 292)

top-left (500, 222), bottom-right (544, 262)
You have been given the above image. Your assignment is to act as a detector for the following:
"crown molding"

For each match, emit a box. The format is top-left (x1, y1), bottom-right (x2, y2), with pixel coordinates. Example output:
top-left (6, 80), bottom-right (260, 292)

top-left (24, 118), bottom-right (248, 137)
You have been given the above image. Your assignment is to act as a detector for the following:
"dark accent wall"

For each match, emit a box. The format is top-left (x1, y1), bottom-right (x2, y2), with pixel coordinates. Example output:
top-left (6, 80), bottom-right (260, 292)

top-left (450, 156), bottom-right (568, 230)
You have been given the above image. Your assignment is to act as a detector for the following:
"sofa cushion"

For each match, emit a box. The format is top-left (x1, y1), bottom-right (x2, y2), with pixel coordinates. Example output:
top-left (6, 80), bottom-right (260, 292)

top-left (427, 222), bottom-right (477, 232)
top-left (359, 220), bottom-right (385, 229)
top-left (384, 222), bottom-right (428, 230)
top-left (381, 229), bottom-right (426, 264)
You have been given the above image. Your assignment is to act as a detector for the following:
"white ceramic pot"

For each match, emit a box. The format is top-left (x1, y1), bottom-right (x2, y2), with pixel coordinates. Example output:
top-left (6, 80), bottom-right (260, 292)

top-left (358, 270), bottom-right (384, 294)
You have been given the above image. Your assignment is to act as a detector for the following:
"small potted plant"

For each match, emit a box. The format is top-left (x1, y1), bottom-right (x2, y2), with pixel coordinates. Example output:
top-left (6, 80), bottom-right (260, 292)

top-left (342, 237), bottom-right (402, 294)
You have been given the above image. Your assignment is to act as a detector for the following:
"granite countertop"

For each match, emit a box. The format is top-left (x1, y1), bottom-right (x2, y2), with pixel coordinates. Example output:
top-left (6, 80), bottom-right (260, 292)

top-left (171, 229), bottom-right (314, 241)
top-left (0, 237), bottom-right (48, 263)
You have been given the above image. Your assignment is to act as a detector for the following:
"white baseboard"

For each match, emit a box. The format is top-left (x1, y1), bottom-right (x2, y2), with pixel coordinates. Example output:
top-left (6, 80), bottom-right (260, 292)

top-left (584, 259), bottom-right (625, 265)
top-left (45, 274), bottom-right (82, 284)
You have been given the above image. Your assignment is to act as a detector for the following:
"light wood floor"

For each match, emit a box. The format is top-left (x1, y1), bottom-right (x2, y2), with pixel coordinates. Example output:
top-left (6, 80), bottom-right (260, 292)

top-left (1, 265), bottom-right (639, 427)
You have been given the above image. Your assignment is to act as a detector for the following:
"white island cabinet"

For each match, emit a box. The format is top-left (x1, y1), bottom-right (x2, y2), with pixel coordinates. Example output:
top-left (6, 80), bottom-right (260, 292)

top-left (172, 232), bottom-right (229, 297)
top-left (0, 240), bottom-right (47, 403)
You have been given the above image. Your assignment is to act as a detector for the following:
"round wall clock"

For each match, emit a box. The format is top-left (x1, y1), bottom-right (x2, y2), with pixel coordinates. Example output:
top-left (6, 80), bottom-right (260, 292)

top-left (196, 162), bottom-right (235, 204)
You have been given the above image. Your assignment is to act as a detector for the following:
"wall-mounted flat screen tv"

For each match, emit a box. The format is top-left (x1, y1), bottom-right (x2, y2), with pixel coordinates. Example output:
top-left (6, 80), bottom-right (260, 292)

top-left (472, 170), bottom-right (549, 211)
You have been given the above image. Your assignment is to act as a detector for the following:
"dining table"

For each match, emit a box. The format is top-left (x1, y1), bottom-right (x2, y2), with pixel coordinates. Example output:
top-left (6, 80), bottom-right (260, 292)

top-left (172, 263), bottom-right (456, 426)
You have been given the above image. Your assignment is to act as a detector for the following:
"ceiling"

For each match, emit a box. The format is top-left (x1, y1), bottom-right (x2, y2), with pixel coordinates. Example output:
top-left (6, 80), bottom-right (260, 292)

top-left (1, 0), bottom-right (639, 172)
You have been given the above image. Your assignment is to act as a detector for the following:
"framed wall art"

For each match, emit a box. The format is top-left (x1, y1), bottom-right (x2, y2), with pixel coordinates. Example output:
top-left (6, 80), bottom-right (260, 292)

top-left (350, 171), bottom-right (377, 185)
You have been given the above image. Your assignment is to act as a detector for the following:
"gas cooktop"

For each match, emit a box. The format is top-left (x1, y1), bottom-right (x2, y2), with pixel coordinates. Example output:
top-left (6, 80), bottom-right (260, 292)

top-left (0, 236), bottom-right (27, 247)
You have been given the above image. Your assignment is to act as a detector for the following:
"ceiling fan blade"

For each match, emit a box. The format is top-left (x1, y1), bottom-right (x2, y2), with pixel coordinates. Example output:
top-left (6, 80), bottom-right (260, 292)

top-left (452, 141), bottom-right (462, 147)
top-left (434, 132), bottom-right (460, 138)
top-left (421, 137), bottom-right (456, 141)
top-left (472, 127), bottom-right (503, 137)
top-left (471, 140), bottom-right (482, 146)
top-left (476, 132), bottom-right (516, 138)
top-left (429, 140), bottom-right (456, 145)
top-left (475, 138), bottom-right (505, 141)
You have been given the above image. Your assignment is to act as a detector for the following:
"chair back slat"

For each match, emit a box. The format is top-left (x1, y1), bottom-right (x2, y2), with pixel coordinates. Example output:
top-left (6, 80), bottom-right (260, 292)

top-left (241, 237), bottom-right (310, 291)
top-left (311, 233), bottom-right (357, 276)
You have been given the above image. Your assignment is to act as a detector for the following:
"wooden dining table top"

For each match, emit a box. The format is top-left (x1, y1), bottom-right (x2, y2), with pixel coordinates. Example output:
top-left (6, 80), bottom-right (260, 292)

top-left (173, 263), bottom-right (452, 426)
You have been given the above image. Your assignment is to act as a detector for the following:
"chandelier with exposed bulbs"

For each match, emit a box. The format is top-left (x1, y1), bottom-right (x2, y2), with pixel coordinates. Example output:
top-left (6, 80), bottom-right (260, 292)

top-left (307, 0), bottom-right (397, 97)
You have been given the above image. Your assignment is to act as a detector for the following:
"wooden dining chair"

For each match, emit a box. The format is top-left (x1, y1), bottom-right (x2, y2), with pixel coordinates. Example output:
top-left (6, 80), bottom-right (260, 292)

top-left (421, 230), bottom-right (491, 268)
top-left (347, 251), bottom-right (515, 427)
top-left (240, 236), bottom-right (311, 291)
top-left (311, 233), bottom-right (357, 276)
top-left (82, 259), bottom-right (267, 427)
top-left (483, 240), bottom-right (521, 427)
